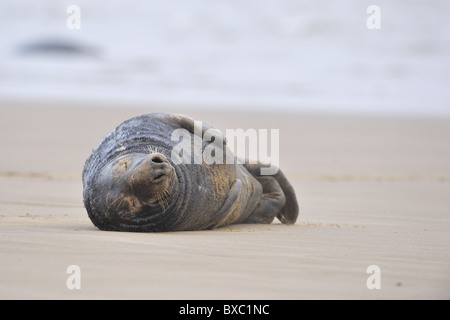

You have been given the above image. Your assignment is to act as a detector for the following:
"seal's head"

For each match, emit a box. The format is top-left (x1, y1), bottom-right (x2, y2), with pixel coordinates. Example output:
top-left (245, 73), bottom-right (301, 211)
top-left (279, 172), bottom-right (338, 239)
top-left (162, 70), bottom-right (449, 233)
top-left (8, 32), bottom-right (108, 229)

top-left (88, 151), bottom-right (178, 231)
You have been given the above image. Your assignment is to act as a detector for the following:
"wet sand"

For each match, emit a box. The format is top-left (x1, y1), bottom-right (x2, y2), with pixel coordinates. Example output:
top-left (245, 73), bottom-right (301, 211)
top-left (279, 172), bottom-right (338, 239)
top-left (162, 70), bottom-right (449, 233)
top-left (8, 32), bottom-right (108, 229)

top-left (0, 101), bottom-right (449, 299)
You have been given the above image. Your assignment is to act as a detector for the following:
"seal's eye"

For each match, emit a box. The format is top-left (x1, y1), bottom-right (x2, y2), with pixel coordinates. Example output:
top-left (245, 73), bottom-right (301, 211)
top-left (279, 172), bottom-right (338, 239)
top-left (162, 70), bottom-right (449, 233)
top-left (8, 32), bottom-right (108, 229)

top-left (114, 159), bottom-right (131, 174)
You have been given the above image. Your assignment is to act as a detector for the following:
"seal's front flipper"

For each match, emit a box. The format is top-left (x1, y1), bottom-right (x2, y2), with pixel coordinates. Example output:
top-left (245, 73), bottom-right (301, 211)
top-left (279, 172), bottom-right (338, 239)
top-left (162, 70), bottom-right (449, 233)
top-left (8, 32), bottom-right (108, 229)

top-left (209, 179), bottom-right (242, 228)
top-left (168, 113), bottom-right (226, 145)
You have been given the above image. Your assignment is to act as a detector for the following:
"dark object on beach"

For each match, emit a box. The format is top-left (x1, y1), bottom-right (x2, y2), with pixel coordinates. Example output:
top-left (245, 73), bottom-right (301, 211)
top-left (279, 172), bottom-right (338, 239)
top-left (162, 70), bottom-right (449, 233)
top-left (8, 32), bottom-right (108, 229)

top-left (16, 38), bottom-right (99, 57)
top-left (82, 113), bottom-right (298, 232)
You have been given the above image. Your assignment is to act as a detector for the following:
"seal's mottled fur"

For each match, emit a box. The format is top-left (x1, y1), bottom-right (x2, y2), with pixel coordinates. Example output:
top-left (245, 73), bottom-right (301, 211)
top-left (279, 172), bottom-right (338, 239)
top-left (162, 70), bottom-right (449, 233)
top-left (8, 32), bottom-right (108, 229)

top-left (82, 113), bottom-right (298, 232)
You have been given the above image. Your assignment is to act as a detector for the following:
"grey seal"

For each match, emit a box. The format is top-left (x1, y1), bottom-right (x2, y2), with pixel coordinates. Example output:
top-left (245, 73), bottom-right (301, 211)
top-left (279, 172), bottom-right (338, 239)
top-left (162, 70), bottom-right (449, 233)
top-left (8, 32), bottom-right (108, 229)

top-left (82, 113), bottom-right (298, 232)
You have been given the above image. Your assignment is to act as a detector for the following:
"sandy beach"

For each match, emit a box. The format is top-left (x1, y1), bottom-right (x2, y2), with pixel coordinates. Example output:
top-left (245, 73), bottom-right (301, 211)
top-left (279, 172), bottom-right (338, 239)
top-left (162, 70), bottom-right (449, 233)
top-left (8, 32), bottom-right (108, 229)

top-left (0, 101), bottom-right (449, 300)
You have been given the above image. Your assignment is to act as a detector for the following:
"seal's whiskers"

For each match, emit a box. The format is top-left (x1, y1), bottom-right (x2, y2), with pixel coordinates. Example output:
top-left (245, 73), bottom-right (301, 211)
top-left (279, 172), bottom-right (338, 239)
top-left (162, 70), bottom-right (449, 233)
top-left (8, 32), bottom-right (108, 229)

top-left (146, 146), bottom-right (160, 155)
top-left (106, 193), bottom-right (123, 216)
top-left (156, 186), bottom-right (172, 211)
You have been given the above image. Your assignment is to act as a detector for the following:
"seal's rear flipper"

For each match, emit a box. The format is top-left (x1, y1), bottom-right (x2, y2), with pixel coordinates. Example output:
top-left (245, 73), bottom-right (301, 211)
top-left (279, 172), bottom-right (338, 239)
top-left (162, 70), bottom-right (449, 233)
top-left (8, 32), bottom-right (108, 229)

top-left (247, 176), bottom-right (286, 224)
top-left (272, 169), bottom-right (299, 224)
top-left (244, 163), bottom-right (299, 225)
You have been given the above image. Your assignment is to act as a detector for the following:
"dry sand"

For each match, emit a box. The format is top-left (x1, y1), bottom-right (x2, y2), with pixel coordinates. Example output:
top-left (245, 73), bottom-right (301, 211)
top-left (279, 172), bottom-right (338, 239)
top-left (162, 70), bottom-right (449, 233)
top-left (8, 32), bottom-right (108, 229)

top-left (0, 101), bottom-right (449, 299)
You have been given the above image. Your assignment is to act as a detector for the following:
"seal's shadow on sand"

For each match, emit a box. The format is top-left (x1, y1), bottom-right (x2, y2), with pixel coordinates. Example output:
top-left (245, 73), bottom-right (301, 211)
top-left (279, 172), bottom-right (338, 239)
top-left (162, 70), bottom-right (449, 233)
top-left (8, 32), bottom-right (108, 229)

top-left (76, 220), bottom-right (293, 233)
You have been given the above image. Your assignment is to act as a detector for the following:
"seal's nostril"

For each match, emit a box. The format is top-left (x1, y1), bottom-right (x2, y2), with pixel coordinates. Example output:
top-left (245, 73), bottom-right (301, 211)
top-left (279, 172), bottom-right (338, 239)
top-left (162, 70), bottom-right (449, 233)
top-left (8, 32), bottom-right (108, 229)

top-left (150, 154), bottom-right (165, 164)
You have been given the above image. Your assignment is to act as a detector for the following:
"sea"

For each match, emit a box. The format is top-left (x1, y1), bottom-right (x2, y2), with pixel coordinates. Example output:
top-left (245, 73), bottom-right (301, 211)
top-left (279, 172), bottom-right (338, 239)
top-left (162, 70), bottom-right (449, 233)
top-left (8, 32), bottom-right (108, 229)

top-left (0, 0), bottom-right (449, 116)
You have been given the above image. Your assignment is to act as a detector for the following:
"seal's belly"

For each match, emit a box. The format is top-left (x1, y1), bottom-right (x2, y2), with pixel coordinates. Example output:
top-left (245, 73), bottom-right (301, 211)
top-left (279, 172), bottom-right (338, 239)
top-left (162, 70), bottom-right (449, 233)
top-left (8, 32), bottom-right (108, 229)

top-left (172, 163), bottom-right (262, 230)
